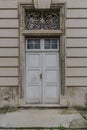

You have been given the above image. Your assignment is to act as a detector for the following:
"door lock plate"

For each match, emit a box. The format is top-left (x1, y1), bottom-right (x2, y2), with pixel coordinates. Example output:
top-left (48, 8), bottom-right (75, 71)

top-left (40, 74), bottom-right (42, 79)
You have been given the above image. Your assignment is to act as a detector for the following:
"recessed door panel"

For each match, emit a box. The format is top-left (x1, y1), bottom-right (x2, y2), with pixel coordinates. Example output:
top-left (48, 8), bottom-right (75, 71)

top-left (26, 86), bottom-right (41, 103)
top-left (28, 70), bottom-right (40, 83)
top-left (46, 70), bottom-right (57, 83)
top-left (28, 54), bottom-right (40, 68)
top-left (44, 86), bottom-right (58, 98)
top-left (46, 54), bottom-right (57, 67)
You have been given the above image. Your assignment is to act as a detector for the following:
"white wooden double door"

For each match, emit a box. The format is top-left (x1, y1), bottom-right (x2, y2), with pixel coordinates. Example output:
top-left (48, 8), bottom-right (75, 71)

top-left (26, 39), bottom-right (60, 104)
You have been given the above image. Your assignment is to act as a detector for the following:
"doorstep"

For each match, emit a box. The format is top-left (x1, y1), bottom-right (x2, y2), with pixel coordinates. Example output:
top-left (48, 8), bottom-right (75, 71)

top-left (18, 104), bottom-right (68, 109)
top-left (0, 108), bottom-right (82, 128)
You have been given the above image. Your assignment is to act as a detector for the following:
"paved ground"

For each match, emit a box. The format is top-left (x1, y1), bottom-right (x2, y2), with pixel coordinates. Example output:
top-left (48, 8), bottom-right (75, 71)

top-left (0, 108), bottom-right (85, 128)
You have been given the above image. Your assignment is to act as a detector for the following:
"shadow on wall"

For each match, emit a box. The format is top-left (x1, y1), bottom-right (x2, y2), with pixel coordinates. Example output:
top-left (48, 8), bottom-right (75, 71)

top-left (85, 93), bottom-right (87, 106)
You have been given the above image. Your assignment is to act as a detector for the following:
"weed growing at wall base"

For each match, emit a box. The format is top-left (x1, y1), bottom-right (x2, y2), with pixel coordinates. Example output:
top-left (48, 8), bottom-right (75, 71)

top-left (59, 125), bottom-right (65, 130)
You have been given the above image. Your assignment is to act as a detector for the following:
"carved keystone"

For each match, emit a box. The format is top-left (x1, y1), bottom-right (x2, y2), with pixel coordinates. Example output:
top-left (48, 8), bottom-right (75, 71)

top-left (34, 0), bottom-right (51, 9)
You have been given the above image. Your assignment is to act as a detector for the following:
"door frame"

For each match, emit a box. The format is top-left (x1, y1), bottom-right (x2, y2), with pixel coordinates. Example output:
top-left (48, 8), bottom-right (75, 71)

top-left (19, 2), bottom-right (66, 105)
top-left (25, 39), bottom-right (60, 104)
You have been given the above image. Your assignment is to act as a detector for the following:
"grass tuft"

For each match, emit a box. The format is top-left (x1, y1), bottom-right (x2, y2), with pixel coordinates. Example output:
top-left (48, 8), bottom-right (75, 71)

top-left (0, 106), bottom-right (17, 114)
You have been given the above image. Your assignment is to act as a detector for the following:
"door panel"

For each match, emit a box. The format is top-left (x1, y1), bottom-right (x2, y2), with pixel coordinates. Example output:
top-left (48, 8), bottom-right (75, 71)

top-left (46, 70), bottom-right (57, 83)
top-left (46, 54), bottom-right (58, 67)
top-left (28, 54), bottom-right (40, 68)
top-left (28, 70), bottom-right (40, 83)
top-left (43, 52), bottom-right (60, 103)
top-left (44, 85), bottom-right (58, 101)
top-left (26, 53), bottom-right (41, 103)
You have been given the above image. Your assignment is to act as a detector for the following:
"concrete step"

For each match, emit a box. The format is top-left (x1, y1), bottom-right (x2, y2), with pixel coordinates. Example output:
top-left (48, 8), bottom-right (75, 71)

top-left (18, 104), bottom-right (68, 109)
top-left (0, 109), bottom-right (83, 128)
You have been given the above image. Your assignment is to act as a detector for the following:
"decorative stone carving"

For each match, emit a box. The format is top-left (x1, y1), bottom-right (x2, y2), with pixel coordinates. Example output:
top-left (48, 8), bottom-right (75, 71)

top-left (25, 10), bottom-right (41, 30)
top-left (25, 9), bottom-right (60, 30)
top-left (34, 0), bottom-right (51, 9)
top-left (43, 10), bottom-right (59, 30)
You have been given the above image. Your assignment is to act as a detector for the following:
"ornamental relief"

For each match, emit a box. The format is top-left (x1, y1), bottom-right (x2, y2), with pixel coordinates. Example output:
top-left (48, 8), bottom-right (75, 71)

top-left (25, 9), bottom-right (60, 30)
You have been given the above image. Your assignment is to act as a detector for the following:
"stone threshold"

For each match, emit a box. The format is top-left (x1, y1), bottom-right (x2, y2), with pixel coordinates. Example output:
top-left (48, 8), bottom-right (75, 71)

top-left (0, 127), bottom-right (86, 130)
top-left (18, 104), bottom-right (68, 109)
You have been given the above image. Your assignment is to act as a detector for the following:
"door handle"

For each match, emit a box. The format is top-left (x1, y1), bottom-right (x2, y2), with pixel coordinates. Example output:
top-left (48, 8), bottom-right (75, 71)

top-left (40, 74), bottom-right (42, 79)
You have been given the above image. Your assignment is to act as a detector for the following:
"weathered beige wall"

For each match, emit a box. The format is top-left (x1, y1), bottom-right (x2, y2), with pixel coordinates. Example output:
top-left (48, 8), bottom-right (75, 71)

top-left (0, 0), bottom-right (32, 107)
top-left (0, 0), bottom-right (87, 107)
top-left (52, 0), bottom-right (87, 107)
top-left (64, 0), bottom-right (87, 106)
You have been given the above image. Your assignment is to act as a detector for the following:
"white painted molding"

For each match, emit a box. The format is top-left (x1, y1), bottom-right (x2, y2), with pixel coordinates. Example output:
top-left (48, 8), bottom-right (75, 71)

top-left (34, 0), bottom-right (51, 9)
